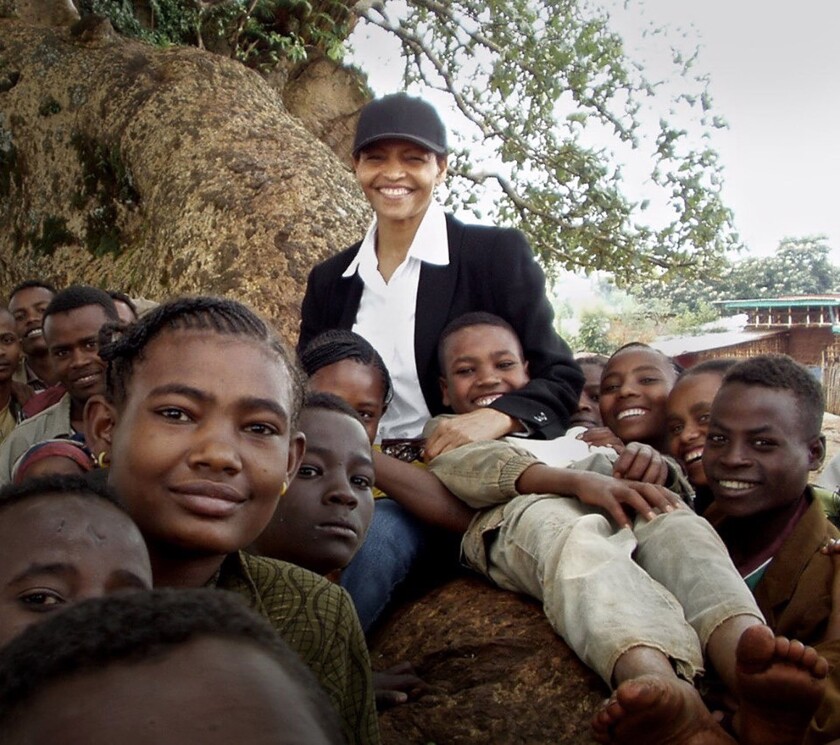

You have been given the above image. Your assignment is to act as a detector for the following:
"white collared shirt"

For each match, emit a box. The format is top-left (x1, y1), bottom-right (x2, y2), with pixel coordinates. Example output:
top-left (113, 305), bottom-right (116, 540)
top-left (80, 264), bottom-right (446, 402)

top-left (343, 201), bottom-right (449, 440)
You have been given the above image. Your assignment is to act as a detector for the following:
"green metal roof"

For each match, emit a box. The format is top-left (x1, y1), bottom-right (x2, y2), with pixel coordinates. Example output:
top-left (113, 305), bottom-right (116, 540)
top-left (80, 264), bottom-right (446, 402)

top-left (715, 297), bottom-right (840, 310)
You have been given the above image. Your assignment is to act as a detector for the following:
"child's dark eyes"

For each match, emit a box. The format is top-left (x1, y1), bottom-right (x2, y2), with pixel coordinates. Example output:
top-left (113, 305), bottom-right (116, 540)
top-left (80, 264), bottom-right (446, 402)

top-left (296, 464), bottom-right (320, 479)
top-left (668, 422), bottom-right (684, 436)
top-left (156, 407), bottom-right (191, 422)
top-left (351, 474), bottom-right (373, 489)
top-left (752, 438), bottom-right (776, 450)
top-left (18, 590), bottom-right (64, 611)
top-left (243, 422), bottom-right (279, 436)
top-left (640, 376), bottom-right (662, 385)
top-left (497, 360), bottom-right (517, 370)
top-left (454, 367), bottom-right (474, 376)
top-left (0, 333), bottom-right (16, 345)
top-left (697, 413), bottom-right (710, 425)
top-left (705, 432), bottom-right (726, 446)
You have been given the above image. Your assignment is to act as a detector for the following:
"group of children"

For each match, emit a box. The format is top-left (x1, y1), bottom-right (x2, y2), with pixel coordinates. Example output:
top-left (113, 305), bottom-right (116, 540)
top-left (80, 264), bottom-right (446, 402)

top-left (0, 280), bottom-right (839, 744)
top-left (0, 278), bottom-right (840, 743)
top-left (0, 280), bottom-right (840, 743)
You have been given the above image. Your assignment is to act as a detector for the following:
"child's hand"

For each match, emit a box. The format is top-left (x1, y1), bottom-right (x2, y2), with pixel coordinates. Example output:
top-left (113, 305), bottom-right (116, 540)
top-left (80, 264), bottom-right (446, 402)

top-left (577, 426), bottom-right (624, 452)
top-left (611, 442), bottom-right (668, 485)
top-left (569, 471), bottom-right (681, 529)
top-left (820, 538), bottom-right (840, 642)
top-left (373, 662), bottom-right (425, 710)
top-left (424, 409), bottom-right (519, 461)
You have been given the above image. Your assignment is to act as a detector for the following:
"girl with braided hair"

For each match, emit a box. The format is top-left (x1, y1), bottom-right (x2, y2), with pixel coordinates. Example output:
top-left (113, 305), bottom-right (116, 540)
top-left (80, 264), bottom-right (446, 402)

top-left (84, 296), bottom-right (379, 745)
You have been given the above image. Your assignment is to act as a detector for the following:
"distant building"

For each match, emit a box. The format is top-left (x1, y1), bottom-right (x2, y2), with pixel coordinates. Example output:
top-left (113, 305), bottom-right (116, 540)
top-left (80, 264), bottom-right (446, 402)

top-left (651, 294), bottom-right (840, 413)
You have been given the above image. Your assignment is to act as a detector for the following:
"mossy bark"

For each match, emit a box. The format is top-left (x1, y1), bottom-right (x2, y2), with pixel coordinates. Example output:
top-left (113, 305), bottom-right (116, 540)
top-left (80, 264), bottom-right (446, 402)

top-left (0, 19), bottom-right (369, 340)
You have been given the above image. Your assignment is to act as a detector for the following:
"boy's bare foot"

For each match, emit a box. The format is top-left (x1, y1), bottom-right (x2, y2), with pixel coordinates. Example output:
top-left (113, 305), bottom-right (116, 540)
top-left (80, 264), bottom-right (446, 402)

top-left (735, 624), bottom-right (828, 745)
top-left (591, 675), bottom-right (737, 744)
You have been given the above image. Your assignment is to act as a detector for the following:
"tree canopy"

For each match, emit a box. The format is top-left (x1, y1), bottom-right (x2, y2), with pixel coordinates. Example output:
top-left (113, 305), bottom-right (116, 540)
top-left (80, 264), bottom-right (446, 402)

top-left (353, 0), bottom-right (737, 281)
top-left (30, 0), bottom-right (738, 282)
top-left (630, 235), bottom-right (840, 315)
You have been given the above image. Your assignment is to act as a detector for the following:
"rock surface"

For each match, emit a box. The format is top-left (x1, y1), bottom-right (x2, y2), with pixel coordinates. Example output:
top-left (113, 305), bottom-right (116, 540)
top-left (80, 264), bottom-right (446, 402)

top-left (370, 574), bottom-right (608, 745)
top-left (0, 20), bottom-right (369, 341)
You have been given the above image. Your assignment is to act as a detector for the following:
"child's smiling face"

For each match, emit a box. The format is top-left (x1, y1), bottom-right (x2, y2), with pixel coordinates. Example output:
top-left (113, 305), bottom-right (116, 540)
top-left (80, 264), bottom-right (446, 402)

top-left (666, 372), bottom-right (724, 486)
top-left (439, 324), bottom-right (530, 414)
top-left (703, 382), bottom-right (824, 518)
top-left (0, 495), bottom-right (151, 647)
top-left (101, 330), bottom-right (304, 559)
top-left (599, 347), bottom-right (676, 448)
top-left (44, 304), bottom-right (111, 406)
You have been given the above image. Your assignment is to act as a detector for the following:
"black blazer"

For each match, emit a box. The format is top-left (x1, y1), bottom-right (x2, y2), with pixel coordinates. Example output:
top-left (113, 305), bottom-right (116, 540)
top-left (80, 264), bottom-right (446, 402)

top-left (298, 213), bottom-right (583, 438)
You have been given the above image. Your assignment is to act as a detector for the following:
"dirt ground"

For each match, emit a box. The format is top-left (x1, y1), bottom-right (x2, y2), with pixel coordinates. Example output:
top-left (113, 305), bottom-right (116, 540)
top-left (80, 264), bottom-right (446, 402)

top-left (819, 412), bottom-right (840, 480)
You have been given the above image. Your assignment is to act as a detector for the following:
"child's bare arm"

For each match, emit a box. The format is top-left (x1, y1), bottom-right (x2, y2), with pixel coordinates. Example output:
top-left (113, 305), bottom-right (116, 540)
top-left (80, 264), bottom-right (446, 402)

top-left (611, 442), bottom-right (669, 484)
top-left (820, 538), bottom-right (840, 642)
top-left (373, 449), bottom-right (474, 533)
top-left (515, 464), bottom-right (682, 529)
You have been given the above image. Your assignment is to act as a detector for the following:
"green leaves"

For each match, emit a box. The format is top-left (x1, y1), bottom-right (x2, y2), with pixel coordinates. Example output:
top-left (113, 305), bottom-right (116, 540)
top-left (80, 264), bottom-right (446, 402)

top-left (630, 236), bottom-right (840, 316)
top-left (355, 0), bottom-right (737, 282)
top-left (76, 0), bottom-right (351, 71)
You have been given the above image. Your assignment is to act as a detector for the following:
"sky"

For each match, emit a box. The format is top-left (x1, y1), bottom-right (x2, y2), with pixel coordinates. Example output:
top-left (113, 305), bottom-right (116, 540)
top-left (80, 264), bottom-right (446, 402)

top-left (350, 1), bottom-right (840, 263)
top-left (627, 0), bottom-right (840, 259)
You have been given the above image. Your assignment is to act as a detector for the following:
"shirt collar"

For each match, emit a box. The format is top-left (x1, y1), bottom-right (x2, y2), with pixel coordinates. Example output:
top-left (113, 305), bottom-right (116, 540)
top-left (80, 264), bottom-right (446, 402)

top-left (342, 201), bottom-right (449, 278)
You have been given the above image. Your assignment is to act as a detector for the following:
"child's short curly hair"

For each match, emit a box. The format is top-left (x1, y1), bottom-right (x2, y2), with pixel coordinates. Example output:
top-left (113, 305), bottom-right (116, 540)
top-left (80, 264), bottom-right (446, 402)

top-left (100, 296), bottom-right (305, 428)
top-left (0, 473), bottom-right (121, 518)
top-left (0, 588), bottom-right (343, 741)
top-left (722, 354), bottom-right (824, 437)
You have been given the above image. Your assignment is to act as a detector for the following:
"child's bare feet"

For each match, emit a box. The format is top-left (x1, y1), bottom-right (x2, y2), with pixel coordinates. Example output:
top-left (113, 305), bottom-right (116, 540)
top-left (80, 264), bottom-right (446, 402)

top-left (735, 624), bottom-right (827, 745)
top-left (591, 675), bottom-right (737, 744)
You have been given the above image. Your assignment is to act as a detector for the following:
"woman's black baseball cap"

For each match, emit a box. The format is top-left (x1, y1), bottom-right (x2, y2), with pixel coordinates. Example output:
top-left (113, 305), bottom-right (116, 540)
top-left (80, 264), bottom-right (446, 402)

top-left (352, 93), bottom-right (448, 156)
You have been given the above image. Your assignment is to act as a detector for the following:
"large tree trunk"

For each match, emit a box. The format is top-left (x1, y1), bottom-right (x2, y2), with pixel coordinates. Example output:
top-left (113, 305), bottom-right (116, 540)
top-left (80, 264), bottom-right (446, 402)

top-left (371, 575), bottom-right (608, 744)
top-left (0, 18), bottom-right (369, 340)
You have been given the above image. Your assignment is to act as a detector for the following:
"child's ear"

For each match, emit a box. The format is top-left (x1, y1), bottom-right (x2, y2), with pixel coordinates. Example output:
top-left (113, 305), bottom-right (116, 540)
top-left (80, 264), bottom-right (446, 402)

top-left (84, 394), bottom-right (117, 457)
top-left (440, 375), bottom-right (450, 407)
top-left (523, 359), bottom-right (530, 377)
top-left (285, 431), bottom-right (306, 482)
top-left (808, 434), bottom-right (827, 472)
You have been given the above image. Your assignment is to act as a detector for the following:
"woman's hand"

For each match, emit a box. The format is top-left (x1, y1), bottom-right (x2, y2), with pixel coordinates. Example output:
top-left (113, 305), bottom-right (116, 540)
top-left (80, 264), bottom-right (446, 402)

top-left (424, 409), bottom-right (519, 460)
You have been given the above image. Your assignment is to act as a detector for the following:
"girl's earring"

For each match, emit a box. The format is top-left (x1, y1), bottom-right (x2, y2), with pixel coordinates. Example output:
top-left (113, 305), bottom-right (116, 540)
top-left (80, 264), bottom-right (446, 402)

top-left (280, 482), bottom-right (288, 497)
top-left (95, 451), bottom-right (110, 469)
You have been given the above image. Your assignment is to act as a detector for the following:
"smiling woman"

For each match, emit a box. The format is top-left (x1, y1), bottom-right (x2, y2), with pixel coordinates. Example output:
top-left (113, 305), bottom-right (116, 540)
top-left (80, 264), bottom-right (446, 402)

top-left (298, 92), bottom-right (583, 632)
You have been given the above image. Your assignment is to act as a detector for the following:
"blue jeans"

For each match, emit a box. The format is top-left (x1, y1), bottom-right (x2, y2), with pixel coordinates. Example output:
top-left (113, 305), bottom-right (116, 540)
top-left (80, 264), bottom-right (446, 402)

top-left (340, 499), bottom-right (430, 634)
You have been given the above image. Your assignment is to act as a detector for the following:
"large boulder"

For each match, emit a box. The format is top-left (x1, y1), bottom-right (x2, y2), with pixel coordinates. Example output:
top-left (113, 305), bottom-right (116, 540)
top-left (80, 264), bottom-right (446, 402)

top-left (370, 574), bottom-right (609, 745)
top-left (0, 19), bottom-right (369, 341)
